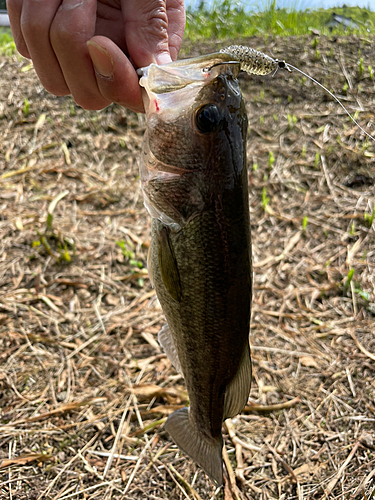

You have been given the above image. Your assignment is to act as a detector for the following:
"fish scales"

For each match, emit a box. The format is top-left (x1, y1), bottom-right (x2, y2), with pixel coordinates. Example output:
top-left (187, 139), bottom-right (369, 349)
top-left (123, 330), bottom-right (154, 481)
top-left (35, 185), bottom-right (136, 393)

top-left (138, 55), bottom-right (252, 485)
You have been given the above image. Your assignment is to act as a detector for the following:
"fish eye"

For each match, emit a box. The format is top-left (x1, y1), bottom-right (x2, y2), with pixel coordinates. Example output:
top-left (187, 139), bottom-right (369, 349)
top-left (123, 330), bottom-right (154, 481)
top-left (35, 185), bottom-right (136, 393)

top-left (195, 105), bottom-right (222, 134)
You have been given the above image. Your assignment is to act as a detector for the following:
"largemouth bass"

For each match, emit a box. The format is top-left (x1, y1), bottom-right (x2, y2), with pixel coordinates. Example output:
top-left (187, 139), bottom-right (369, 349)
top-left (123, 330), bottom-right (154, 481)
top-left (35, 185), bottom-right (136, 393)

top-left (138, 53), bottom-right (252, 486)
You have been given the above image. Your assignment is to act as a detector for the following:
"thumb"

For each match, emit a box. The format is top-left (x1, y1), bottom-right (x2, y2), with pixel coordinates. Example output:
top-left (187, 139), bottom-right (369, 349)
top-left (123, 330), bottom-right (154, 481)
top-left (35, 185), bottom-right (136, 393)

top-left (122, 0), bottom-right (172, 67)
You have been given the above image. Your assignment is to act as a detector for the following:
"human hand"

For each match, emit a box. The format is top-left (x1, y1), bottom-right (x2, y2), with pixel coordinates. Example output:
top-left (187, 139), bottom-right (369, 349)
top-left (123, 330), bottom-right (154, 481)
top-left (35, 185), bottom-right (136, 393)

top-left (7, 0), bottom-right (185, 112)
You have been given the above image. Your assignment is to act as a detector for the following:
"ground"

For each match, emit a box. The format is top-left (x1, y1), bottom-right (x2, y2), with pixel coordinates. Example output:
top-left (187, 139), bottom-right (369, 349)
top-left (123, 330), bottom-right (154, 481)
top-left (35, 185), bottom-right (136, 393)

top-left (0, 35), bottom-right (375, 500)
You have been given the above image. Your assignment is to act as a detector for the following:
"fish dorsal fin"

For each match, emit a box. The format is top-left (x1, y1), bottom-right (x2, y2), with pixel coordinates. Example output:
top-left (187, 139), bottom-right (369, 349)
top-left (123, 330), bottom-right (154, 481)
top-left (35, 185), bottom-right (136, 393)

top-left (157, 226), bottom-right (182, 302)
top-left (158, 323), bottom-right (183, 375)
top-left (165, 407), bottom-right (223, 485)
top-left (223, 341), bottom-right (252, 420)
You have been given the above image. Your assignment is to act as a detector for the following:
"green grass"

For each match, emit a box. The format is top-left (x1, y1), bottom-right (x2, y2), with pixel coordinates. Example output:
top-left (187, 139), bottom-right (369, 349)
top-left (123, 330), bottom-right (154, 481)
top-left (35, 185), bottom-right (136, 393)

top-left (0, 28), bottom-right (16, 55)
top-left (185, 1), bottom-right (375, 41)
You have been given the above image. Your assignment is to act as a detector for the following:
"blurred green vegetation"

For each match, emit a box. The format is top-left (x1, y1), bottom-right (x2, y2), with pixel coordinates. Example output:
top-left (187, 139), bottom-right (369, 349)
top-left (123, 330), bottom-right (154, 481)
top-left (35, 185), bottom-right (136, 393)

top-left (185, 1), bottom-right (375, 40)
top-left (0, 28), bottom-right (16, 55)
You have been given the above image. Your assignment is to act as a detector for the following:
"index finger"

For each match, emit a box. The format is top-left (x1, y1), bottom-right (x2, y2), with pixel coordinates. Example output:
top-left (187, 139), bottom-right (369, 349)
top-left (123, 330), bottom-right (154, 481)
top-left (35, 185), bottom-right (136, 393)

top-left (87, 36), bottom-right (144, 113)
top-left (20, 0), bottom-right (70, 95)
top-left (50, 0), bottom-right (110, 110)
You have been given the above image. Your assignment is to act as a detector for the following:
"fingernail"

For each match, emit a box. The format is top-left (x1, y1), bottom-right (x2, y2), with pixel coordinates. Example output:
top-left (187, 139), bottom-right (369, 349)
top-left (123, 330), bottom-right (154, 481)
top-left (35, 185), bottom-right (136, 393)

top-left (155, 52), bottom-right (172, 66)
top-left (87, 41), bottom-right (114, 78)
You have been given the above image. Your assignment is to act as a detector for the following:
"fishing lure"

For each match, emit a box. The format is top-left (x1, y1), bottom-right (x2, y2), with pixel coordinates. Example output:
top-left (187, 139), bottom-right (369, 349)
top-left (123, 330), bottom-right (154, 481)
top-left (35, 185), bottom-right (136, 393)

top-left (220, 45), bottom-right (291, 76)
top-left (220, 44), bottom-right (375, 143)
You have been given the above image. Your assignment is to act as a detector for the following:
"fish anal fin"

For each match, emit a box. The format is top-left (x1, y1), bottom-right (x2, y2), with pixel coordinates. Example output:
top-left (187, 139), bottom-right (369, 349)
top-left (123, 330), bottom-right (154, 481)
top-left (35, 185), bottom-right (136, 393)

top-left (165, 407), bottom-right (223, 486)
top-left (158, 324), bottom-right (183, 375)
top-left (223, 342), bottom-right (251, 420)
top-left (157, 226), bottom-right (182, 302)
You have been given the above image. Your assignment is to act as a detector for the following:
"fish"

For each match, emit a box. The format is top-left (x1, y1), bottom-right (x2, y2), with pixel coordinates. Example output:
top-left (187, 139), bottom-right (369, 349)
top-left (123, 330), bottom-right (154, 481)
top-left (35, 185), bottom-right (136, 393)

top-left (137, 52), bottom-right (252, 486)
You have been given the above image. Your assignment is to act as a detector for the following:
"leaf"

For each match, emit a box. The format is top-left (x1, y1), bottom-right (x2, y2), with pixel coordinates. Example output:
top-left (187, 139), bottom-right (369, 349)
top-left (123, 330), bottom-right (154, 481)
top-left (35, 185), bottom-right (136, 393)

top-left (23, 397), bottom-right (107, 423)
top-left (46, 212), bottom-right (53, 231)
top-left (35, 113), bottom-right (46, 132)
top-left (14, 218), bottom-right (24, 231)
top-left (300, 356), bottom-right (319, 368)
top-left (129, 384), bottom-right (188, 403)
top-left (0, 454), bottom-right (52, 469)
top-left (48, 190), bottom-right (69, 215)
top-left (140, 404), bottom-right (184, 417)
top-left (61, 142), bottom-right (71, 165)
top-left (21, 63), bottom-right (34, 72)
top-left (293, 463), bottom-right (318, 482)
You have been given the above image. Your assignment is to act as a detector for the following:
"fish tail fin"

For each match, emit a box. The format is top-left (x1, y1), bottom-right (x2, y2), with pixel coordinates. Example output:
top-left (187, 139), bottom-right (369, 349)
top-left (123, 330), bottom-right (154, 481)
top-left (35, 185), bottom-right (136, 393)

top-left (165, 407), bottom-right (223, 485)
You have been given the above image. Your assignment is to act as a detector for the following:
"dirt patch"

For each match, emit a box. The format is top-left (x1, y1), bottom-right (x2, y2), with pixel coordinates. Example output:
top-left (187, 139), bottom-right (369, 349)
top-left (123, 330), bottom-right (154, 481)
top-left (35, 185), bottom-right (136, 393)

top-left (0, 35), bottom-right (375, 499)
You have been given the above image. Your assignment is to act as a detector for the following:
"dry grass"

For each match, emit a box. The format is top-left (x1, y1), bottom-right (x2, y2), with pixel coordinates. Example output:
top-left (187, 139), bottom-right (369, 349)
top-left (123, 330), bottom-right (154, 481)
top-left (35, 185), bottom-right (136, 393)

top-left (1, 35), bottom-right (375, 500)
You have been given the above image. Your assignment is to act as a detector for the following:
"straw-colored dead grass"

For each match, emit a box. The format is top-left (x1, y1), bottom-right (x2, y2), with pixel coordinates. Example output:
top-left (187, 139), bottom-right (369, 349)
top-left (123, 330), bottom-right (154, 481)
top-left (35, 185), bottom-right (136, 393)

top-left (0, 35), bottom-right (375, 499)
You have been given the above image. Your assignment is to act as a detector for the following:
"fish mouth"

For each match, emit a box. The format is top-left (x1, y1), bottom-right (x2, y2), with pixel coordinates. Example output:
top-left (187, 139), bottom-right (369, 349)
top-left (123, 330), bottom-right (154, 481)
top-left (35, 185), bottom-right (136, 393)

top-left (138, 53), bottom-right (241, 119)
top-left (137, 52), bottom-right (240, 92)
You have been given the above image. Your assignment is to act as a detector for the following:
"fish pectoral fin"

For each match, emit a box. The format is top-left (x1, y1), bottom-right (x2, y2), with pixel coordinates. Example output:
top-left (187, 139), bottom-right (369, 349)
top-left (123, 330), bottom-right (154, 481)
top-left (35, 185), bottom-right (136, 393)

top-left (157, 226), bottom-right (182, 302)
top-left (158, 324), bottom-right (183, 375)
top-left (223, 341), bottom-right (252, 420)
top-left (165, 407), bottom-right (223, 486)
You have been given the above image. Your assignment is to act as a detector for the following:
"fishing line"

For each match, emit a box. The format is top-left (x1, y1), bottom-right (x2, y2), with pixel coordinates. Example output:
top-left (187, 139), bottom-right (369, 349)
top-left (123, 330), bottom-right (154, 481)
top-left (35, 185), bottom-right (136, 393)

top-left (285, 62), bottom-right (375, 143)
top-left (220, 44), bottom-right (375, 143)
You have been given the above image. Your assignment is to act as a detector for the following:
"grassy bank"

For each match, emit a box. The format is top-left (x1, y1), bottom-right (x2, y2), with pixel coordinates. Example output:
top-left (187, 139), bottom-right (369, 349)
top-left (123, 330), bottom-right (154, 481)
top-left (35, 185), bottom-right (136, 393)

top-left (185, 1), bottom-right (374, 40)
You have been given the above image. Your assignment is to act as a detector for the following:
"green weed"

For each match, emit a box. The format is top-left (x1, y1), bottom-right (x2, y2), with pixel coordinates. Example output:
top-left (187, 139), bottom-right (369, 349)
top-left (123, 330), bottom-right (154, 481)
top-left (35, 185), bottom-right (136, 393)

top-left (342, 267), bottom-right (370, 301)
top-left (23, 98), bottom-right (30, 117)
top-left (262, 186), bottom-right (270, 210)
top-left (314, 153), bottom-right (320, 168)
top-left (364, 207), bottom-right (375, 228)
top-left (287, 114), bottom-right (298, 129)
top-left (302, 216), bottom-right (308, 231)
top-left (344, 268), bottom-right (355, 292)
top-left (116, 240), bottom-right (146, 287)
top-left (268, 151), bottom-right (275, 167)
top-left (30, 191), bottom-right (74, 263)
top-left (358, 57), bottom-right (364, 77)
top-left (354, 288), bottom-right (370, 301)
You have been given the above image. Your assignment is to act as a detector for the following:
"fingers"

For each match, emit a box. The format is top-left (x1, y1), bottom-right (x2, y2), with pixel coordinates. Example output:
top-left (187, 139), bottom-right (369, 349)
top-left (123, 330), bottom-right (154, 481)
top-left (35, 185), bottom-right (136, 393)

top-left (7, 0), bottom-right (30, 58)
top-left (21, 0), bottom-right (69, 95)
top-left (7, 0), bottom-right (186, 112)
top-left (166, 0), bottom-right (185, 61)
top-left (122, 0), bottom-right (172, 67)
top-left (50, 0), bottom-right (110, 110)
top-left (87, 36), bottom-right (144, 113)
